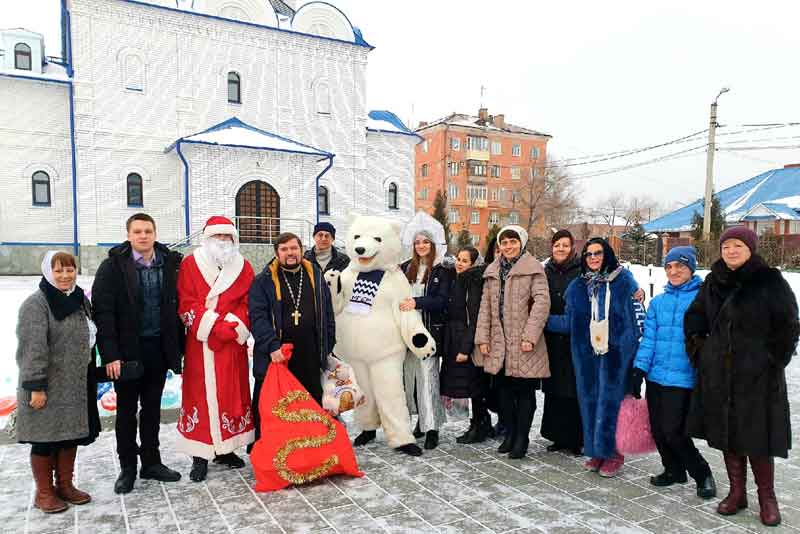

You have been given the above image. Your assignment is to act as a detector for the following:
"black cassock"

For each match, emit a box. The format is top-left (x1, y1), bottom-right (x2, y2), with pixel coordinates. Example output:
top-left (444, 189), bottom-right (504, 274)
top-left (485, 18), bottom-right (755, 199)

top-left (278, 267), bottom-right (323, 404)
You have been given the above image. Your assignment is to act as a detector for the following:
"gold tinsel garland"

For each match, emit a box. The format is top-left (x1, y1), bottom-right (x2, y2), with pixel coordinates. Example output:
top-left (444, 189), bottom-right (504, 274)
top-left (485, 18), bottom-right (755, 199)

top-left (271, 390), bottom-right (339, 485)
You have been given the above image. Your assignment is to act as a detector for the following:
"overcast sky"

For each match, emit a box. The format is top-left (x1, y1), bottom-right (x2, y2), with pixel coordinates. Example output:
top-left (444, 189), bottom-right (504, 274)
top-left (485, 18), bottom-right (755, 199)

top-left (6, 0), bottom-right (800, 212)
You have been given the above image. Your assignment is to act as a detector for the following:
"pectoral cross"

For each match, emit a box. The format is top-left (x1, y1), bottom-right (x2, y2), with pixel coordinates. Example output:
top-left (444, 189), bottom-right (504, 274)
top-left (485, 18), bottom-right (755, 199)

top-left (291, 310), bottom-right (301, 326)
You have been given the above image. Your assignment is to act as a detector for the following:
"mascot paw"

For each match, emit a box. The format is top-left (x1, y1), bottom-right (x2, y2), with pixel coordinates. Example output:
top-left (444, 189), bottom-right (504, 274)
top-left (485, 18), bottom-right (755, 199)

top-left (353, 430), bottom-right (376, 447)
top-left (410, 333), bottom-right (436, 360)
top-left (395, 443), bottom-right (423, 456)
top-left (324, 270), bottom-right (342, 295)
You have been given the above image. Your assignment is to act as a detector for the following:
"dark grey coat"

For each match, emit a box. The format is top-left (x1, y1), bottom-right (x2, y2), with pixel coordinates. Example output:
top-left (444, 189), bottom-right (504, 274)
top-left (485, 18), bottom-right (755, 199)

top-left (15, 290), bottom-right (94, 443)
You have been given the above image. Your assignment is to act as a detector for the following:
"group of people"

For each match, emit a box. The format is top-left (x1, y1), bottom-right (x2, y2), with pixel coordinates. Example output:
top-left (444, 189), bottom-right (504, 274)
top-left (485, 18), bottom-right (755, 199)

top-left (15, 212), bottom-right (798, 527)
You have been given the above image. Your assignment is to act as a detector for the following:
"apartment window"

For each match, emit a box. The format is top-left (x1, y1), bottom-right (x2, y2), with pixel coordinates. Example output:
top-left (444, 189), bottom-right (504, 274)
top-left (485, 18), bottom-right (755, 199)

top-left (387, 182), bottom-right (398, 209)
top-left (448, 208), bottom-right (460, 224)
top-left (470, 211), bottom-right (480, 225)
top-left (530, 146), bottom-right (540, 159)
top-left (512, 144), bottom-right (521, 157)
top-left (490, 165), bottom-right (500, 178)
top-left (511, 191), bottom-right (520, 203)
top-left (448, 183), bottom-right (458, 199)
top-left (467, 185), bottom-right (487, 201)
top-left (32, 171), bottom-right (51, 206)
top-left (14, 43), bottom-right (32, 71)
top-left (451, 137), bottom-right (460, 150)
top-left (421, 139), bottom-right (429, 153)
top-left (418, 187), bottom-right (428, 200)
top-left (511, 166), bottom-right (520, 180)
top-left (421, 164), bottom-right (429, 177)
top-left (471, 234), bottom-right (480, 245)
top-left (490, 188), bottom-right (498, 201)
top-left (491, 141), bottom-right (502, 155)
top-left (498, 188), bottom-right (506, 201)
top-left (318, 185), bottom-right (330, 214)
top-left (468, 161), bottom-right (486, 176)
top-left (126, 173), bottom-right (143, 207)
top-left (509, 211), bottom-right (519, 224)
top-left (448, 161), bottom-right (459, 177)
top-left (466, 136), bottom-right (488, 151)
top-left (227, 72), bottom-right (241, 104)
top-left (489, 211), bottom-right (499, 225)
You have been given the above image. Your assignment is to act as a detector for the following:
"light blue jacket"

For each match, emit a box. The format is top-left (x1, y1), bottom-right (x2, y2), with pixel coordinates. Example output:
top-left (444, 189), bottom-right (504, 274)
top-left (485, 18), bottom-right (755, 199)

top-left (633, 275), bottom-right (703, 389)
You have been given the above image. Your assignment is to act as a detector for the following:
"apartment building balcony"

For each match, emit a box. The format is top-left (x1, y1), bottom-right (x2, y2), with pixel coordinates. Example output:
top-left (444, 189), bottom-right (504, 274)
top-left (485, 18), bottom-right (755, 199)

top-left (464, 148), bottom-right (490, 161)
top-left (467, 175), bottom-right (487, 184)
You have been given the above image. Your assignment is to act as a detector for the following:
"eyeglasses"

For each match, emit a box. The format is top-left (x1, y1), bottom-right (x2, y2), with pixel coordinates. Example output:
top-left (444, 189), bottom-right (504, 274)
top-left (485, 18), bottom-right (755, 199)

top-left (583, 250), bottom-right (604, 258)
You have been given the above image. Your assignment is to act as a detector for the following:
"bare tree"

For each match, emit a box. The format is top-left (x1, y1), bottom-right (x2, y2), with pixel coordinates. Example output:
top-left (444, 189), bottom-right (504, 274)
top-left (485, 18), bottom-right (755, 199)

top-left (512, 157), bottom-right (581, 238)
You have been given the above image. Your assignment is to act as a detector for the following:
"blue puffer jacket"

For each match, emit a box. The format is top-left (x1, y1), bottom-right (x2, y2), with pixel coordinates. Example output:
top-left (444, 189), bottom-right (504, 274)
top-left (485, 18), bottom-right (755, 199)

top-left (633, 274), bottom-right (702, 389)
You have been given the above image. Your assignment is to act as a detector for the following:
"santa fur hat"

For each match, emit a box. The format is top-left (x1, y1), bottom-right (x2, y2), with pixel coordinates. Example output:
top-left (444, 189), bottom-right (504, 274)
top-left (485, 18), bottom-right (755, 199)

top-left (203, 215), bottom-right (239, 246)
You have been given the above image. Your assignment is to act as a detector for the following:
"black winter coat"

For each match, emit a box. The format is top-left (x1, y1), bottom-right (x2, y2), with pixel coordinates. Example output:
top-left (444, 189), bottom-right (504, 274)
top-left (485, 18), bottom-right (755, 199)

top-left (542, 255), bottom-right (581, 398)
top-left (92, 241), bottom-right (184, 374)
top-left (441, 265), bottom-right (485, 398)
top-left (303, 246), bottom-right (350, 274)
top-left (684, 255), bottom-right (799, 458)
top-left (248, 258), bottom-right (335, 379)
top-left (400, 260), bottom-right (452, 350)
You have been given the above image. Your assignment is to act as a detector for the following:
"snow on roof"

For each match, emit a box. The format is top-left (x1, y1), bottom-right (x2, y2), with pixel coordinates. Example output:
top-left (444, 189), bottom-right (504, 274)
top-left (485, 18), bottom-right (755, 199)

top-left (0, 61), bottom-right (71, 83)
top-left (644, 165), bottom-right (800, 232)
top-left (416, 113), bottom-right (550, 138)
top-left (366, 110), bottom-right (422, 140)
top-left (761, 203), bottom-right (800, 220)
top-left (169, 117), bottom-right (333, 158)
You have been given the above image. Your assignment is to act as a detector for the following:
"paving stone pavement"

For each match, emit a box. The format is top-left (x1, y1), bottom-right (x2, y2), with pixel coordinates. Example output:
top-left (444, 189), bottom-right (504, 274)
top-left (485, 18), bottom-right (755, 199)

top-left (3, 379), bottom-right (800, 533)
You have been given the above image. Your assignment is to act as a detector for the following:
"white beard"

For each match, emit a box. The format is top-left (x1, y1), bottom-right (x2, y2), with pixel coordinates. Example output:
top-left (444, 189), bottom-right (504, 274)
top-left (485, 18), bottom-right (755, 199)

top-left (205, 238), bottom-right (238, 267)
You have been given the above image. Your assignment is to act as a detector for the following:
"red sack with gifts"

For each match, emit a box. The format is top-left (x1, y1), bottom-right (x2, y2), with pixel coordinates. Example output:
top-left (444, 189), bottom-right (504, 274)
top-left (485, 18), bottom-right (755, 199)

top-left (615, 394), bottom-right (657, 456)
top-left (251, 343), bottom-right (363, 491)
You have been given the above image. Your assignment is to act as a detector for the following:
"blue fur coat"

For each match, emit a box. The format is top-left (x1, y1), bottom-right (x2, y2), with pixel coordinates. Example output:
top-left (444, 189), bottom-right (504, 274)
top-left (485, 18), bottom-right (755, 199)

top-left (547, 267), bottom-right (640, 459)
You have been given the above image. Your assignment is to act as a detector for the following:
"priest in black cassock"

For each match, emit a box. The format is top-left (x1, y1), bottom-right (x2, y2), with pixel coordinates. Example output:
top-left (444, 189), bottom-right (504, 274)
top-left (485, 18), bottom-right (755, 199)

top-left (248, 232), bottom-right (336, 449)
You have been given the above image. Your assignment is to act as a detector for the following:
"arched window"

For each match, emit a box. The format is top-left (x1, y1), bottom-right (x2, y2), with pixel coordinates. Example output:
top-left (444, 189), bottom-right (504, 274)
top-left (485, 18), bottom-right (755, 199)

top-left (313, 78), bottom-right (331, 115)
top-left (387, 182), bottom-right (398, 210)
top-left (32, 171), bottom-right (51, 206)
top-left (227, 72), bottom-right (241, 104)
top-left (318, 185), bottom-right (330, 215)
top-left (124, 55), bottom-right (144, 91)
top-left (15, 43), bottom-right (32, 71)
top-left (126, 173), bottom-right (143, 207)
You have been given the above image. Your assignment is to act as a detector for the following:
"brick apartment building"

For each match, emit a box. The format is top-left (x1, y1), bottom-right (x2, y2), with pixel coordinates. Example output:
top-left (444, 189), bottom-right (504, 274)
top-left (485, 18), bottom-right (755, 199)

top-left (414, 108), bottom-right (551, 250)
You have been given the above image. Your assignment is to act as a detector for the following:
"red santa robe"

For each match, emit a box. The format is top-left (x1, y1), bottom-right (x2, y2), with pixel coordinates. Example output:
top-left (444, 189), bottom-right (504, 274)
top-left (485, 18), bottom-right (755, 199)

top-left (176, 246), bottom-right (255, 458)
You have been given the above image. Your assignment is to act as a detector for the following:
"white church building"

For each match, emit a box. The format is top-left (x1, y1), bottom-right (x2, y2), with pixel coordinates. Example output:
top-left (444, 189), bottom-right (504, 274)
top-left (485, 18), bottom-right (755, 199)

top-left (0, 0), bottom-right (420, 273)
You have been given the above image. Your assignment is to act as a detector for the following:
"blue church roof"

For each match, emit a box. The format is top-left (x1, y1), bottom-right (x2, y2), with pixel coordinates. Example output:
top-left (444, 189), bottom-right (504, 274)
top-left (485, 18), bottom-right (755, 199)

top-left (643, 165), bottom-right (800, 233)
top-left (367, 110), bottom-right (422, 140)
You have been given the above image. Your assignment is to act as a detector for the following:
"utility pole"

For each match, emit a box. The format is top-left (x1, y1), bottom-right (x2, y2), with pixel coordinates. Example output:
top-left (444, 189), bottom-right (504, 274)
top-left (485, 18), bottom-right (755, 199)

top-left (702, 87), bottom-right (729, 239)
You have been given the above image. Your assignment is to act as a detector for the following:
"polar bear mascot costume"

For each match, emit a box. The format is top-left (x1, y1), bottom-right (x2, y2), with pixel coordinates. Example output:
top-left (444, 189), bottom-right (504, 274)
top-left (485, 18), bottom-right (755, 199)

top-left (325, 214), bottom-right (437, 456)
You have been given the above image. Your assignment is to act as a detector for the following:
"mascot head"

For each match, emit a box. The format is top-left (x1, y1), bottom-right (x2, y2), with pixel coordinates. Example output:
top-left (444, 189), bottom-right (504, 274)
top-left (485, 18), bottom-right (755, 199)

top-left (345, 214), bottom-right (403, 272)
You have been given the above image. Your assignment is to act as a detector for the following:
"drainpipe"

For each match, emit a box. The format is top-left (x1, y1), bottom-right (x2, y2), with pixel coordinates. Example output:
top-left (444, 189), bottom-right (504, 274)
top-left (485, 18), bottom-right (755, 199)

top-left (176, 141), bottom-right (191, 237)
top-left (315, 155), bottom-right (335, 224)
top-left (68, 82), bottom-right (78, 256)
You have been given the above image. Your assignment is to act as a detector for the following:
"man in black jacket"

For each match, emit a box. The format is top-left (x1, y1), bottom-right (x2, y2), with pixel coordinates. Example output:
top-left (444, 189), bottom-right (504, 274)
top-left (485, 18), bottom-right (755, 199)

top-left (92, 213), bottom-right (184, 494)
top-left (303, 222), bottom-right (350, 273)
top-left (248, 232), bottom-right (335, 450)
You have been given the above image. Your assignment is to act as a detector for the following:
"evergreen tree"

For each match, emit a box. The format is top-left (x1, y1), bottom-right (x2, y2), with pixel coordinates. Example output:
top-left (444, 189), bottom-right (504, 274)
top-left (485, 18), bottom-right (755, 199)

top-left (431, 190), bottom-right (451, 251)
top-left (485, 224), bottom-right (501, 257)
top-left (456, 226), bottom-right (472, 249)
top-left (690, 191), bottom-right (725, 267)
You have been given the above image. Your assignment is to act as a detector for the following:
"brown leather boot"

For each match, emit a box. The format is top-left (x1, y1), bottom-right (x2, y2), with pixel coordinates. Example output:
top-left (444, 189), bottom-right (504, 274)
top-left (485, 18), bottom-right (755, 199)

top-left (717, 452), bottom-right (748, 515)
top-left (31, 454), bottom-right (68, 513)
top-left (750, 456), bottom-right (781, 526)
top-left (55, 448), bottom-right (91, 505)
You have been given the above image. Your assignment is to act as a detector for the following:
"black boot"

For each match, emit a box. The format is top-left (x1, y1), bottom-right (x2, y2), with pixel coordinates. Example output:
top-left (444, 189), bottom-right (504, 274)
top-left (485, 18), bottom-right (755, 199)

top-left (424, 430), bottom-right (439, 450)
top-left (114, 466), bottom-right (136, 494)
top-left (189, 457), bottom-right (208, 482)
top-left (213, 453), bottom-right (245, 469)
top-left (695, 471), bottom-right (717, 500)
top-left (412, 421), bottom-right (424, 439)
top-left (456, 419), bottom-right (478, 444)
top-left (395, 443), bottom-right (423, 456)
top-left (509, 395), bottom-right (535, 459)
top-left (353, 430), bottom-right (376, 447)
top-left (650, 470), bottom-right (688, 487)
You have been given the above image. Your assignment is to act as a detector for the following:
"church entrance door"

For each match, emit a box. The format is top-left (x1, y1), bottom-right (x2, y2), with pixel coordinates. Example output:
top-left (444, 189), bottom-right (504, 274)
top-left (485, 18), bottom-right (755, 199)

top-left (235, 180), bottom-right (280, 243)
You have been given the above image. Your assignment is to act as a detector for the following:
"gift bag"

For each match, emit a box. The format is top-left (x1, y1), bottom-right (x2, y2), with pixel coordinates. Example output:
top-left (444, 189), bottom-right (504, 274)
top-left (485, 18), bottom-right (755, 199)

top-left (615, 394), bottom-right (656, 456)
top-left (251, 344), bottom-right (363, 492)
top-left (321, 354), bottom-right (365, 415)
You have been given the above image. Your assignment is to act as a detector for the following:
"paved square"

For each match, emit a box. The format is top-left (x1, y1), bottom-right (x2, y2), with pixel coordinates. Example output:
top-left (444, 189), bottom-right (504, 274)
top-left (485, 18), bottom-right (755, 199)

top-left (2, 361), bottom-right (799, 533)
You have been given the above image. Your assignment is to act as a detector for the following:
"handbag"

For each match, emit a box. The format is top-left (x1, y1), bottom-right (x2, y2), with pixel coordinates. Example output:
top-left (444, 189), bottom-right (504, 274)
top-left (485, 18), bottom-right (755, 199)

top-left (93, 361), bottom-right (144, 383)
top-left (589, 282), bottom-right (611, 355)
top-left (615, 394), bottom-right (656, 456)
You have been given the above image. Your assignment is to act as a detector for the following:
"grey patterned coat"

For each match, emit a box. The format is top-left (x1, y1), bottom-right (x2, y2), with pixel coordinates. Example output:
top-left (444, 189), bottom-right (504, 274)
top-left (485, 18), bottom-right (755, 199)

top-left (15, 290), bottom-right (93, 443)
